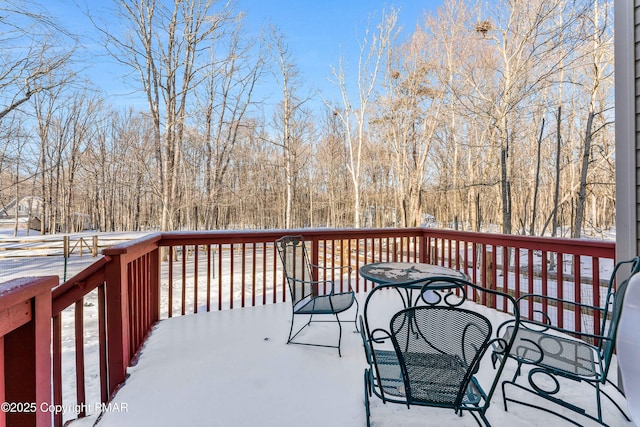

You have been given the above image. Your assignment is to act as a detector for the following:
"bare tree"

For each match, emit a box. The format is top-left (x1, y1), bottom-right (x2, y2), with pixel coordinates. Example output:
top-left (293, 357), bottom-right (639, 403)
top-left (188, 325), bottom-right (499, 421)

top-left (0, 0), bottom-right (616, 236)
top-left (374, 25), bottom-right (444, 227)
top-left (267, 26), bottom-right (314, 229)
top-left (104, 0), bottom-right (237, 231)
top-left (572, 0), bottom-right (614, 237)
top-left (33, 86), bottom-right (62, 234)
top-left (0, 1), bottom-right (75, 120)
top-left (331, 8), bottom-right (398, 227)
top-left (465, 0), bottom-right (584, 234)
top-left (0, 1), bottom-right (75, 233)
top-left (421, 0), bottom-right (496, 231)
top-left (316, 107), bottom-right (352, 227)
top-left (197, 14), bottom-right (263, 229)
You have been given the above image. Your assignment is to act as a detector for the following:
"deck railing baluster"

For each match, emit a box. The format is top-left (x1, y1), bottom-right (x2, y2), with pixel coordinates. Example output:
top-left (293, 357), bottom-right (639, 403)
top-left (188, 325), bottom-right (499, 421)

top-left (168, 247), bottom-right (174, 318)
top-left (241, 243), bottom-right (246, 308)
top-left (194, 246), bottom-right (199, 313)
top-left (75, 300), bottom-right (86, 416)
top-left (574, 254), bottom-right (582, 334)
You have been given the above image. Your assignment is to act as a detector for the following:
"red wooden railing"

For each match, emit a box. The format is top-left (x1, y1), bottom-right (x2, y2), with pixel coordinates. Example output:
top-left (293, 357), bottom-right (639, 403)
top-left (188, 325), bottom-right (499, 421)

top-left (0, 228), bottom-right (616, 426)
top-left (0, 276), bottom-right (57, 427)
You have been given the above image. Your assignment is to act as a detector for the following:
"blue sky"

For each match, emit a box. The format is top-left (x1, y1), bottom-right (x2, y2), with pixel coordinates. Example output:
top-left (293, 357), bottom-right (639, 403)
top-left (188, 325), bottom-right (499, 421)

top-left (241, 0), bottom-right (443, 113)
top-left (45, 0), bottom-right (443, 112)
top-left (240, 1), bottom-right (438, 96)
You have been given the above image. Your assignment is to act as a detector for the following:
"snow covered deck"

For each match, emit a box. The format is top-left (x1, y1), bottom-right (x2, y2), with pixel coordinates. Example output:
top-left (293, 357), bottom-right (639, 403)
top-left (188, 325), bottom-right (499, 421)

top-left (74, 294), bottom-right (633, 427)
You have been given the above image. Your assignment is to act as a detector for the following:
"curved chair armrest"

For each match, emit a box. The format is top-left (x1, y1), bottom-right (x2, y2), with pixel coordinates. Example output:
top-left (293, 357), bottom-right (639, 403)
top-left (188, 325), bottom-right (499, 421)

top-left (370, 327), bottom-right (393, 345)
top-left (496, 317), bottom-right (518, 337)
top-left (361, 317), bottom-right (396, 363)
top-left (286, 276), bottom-right (347, 294)
top-left (308, 264), bottom-right (354, 292)
top-left (490, 336), bottom-right (510, 362)
top-left (310, 263), bottom-right (353, 273)
top-left (516, 293), bottom-right (607, 313)
top-left (494, 318), bottom-right (527, 362)
top-left (286, 276), bottom-right (335, 287)
top-left (515, 293), bottom-right (609, 343)
top-left (359, 316), bottom-right (374, 362)
top-left (513, 316), bottom-right (608, 345)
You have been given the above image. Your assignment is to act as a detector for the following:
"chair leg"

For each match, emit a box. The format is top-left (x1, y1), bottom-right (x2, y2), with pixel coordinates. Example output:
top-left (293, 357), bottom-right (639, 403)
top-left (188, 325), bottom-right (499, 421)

top-left (287, 311), bottom-right (296, 344)
top-left (353, 298), bottom-right (360, 333)
top-left (336, 313), bottom-right (343, 357)
top-left (596, 382), bottom-right (603, 423)
top-left (468, 410), bottom-right (491, 427)
top-left (287, 313), bottom-right (312, 344)
top-left (479, 411), bottom-right (492, 427)
top-left (287, 312), bottom-right (345, 356)
top-left (501, 380), bottom-right (510, 412)
top-left (502, 365), bottom-right (520, 411)
top-left (364, 369), bottom-right (371, 427)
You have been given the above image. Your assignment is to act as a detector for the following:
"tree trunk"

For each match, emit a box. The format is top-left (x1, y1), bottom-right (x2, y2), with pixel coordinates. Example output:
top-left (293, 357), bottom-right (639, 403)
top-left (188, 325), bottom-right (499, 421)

top-left (13, 150), bottom-right (19, 237)
top-left (573, 111), bottom-right (595, 238)
top-left (552, 106), bottom-right (561, 238)
top-left (530, 118), bottom-right (545, 235)
top-left (501, 144), bottom-right (511, 235)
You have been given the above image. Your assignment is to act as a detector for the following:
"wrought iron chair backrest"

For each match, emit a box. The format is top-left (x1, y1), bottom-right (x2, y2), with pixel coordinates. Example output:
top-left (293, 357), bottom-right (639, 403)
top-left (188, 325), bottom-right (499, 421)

top-left (418, 276), bottom-right (520, 405)
top-left (600, 257), bottom-right (640, 378)
top-left (362, 275), bottom-right (519, 411)
top-left (275, 235), bottom-right (316, 306)
top-left (390, 305), bottom-right (492, 408)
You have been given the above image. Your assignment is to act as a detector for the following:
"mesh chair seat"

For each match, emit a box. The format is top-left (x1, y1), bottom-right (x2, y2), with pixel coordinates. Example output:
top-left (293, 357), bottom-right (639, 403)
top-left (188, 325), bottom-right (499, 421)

top-left (503, 325), bottom-right (598, 378)
top-left (403, 353), bottom-right (482, 406)
top-left (294, 292), bottom-right (355, 315)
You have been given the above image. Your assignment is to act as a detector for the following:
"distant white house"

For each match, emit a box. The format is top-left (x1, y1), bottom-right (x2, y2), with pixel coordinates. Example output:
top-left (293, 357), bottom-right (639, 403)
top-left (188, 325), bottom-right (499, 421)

top-left (30, 212), bottom-right (93, 233)
top-left (0, 197), bottom-right (92, 232)
top-left (0, 196), bottom-right (43, 220)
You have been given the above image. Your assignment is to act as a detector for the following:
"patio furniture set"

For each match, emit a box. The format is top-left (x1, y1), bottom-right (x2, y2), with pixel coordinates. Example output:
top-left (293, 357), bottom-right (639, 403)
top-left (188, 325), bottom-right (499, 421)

top-left (275, 235), bottom-right (640, 426)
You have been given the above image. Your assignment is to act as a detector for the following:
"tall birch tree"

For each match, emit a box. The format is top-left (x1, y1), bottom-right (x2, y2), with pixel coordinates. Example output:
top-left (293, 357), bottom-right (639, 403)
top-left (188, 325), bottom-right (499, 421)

top-left (331, 8), bottom-right (398, 227)
top-left (268, 26), bottom-right (312, 229)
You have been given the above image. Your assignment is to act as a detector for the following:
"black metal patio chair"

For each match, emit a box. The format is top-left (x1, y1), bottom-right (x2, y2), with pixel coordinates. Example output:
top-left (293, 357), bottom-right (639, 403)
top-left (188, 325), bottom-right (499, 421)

top-left (498, 256), bottom-right (640, 426)
top-left (275, 235), bottom-right (358, 357)
top-left (360, 276), bottom-right (519, 426)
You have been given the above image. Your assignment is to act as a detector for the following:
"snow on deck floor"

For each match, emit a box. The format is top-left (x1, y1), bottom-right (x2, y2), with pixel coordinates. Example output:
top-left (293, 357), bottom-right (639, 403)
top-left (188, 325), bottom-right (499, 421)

top-left (72, 294), bottom-right (635, 427)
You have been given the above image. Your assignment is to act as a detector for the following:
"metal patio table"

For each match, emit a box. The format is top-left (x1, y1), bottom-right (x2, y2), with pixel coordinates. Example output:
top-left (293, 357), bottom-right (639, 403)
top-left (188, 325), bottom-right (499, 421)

top-left (359, 262), bottom-right (468, 306)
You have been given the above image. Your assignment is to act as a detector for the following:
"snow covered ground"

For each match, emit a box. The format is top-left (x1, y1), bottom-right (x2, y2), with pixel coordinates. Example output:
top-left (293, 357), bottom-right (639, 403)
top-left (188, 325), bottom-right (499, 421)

top-left (0, 228), bottom-right (149, 283)
top-left (68, 294), bottom-right (634, 427)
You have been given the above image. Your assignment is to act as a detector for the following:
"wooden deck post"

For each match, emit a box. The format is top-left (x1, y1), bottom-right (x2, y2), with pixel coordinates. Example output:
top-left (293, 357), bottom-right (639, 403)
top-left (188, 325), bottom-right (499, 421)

top-left (103, 251), bottom-right (131, 397)
top-left (0, 276), bottom-right (57, 427)
top-left (92, 236), bottom-right (98, 257)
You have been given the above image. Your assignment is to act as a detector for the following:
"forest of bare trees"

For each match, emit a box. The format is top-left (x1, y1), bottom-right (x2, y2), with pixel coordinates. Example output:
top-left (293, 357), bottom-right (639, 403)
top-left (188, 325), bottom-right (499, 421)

top-left (0, 0), bottom-right (616, 238)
